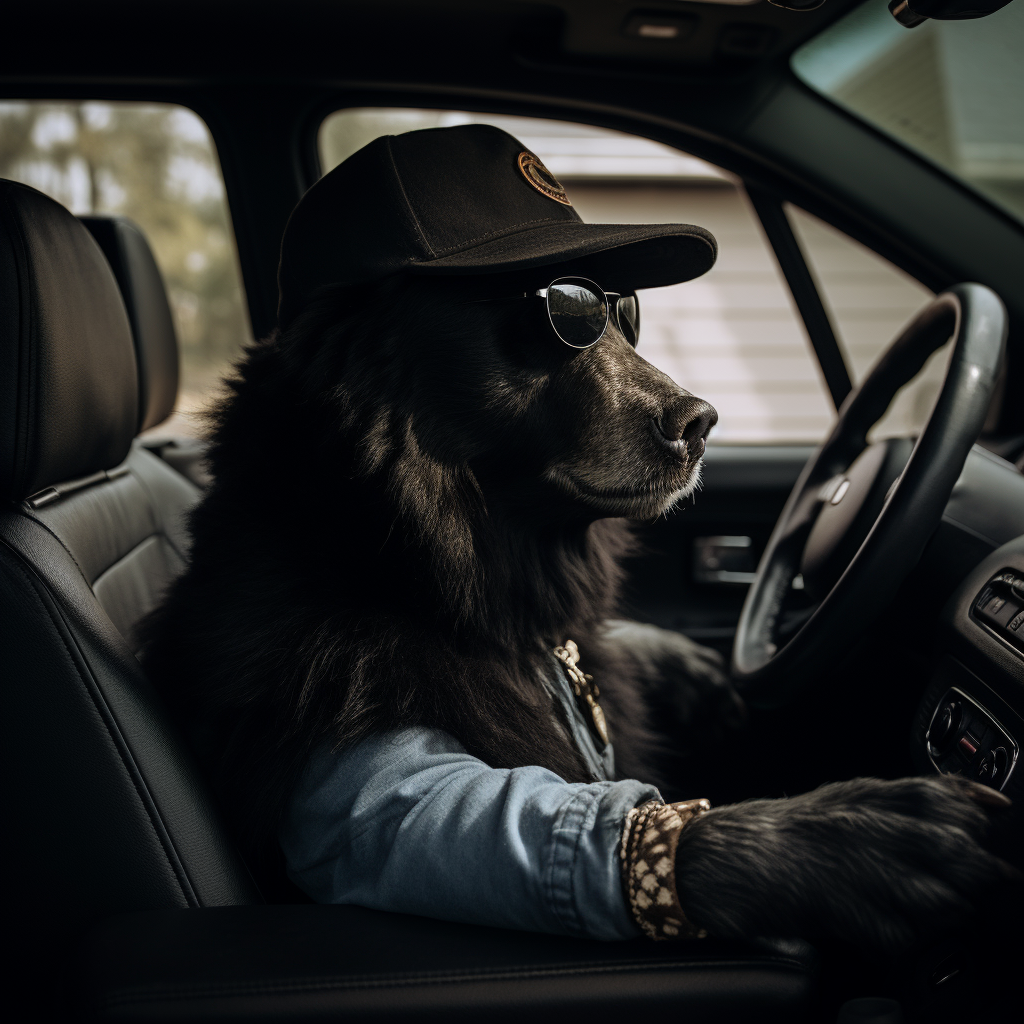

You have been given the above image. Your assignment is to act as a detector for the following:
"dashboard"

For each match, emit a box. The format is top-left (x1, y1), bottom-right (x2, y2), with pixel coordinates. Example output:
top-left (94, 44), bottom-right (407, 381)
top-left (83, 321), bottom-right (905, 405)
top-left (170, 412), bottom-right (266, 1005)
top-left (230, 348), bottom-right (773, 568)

top-left (911, 446), bottom-right (1024, 843)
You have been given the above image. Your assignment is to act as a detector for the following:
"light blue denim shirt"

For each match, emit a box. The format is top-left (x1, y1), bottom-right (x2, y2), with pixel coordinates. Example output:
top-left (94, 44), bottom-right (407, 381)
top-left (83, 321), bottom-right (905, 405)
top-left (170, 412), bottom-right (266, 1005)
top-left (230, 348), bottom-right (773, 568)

top-left (281, 656), bottom-right (661, 940)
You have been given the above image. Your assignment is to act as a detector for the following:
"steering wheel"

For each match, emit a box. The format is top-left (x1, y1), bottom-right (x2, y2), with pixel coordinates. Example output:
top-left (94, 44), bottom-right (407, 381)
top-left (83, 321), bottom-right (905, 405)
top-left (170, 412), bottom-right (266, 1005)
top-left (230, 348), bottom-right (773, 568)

top-left (731, 283), bottom-right (1007, 707)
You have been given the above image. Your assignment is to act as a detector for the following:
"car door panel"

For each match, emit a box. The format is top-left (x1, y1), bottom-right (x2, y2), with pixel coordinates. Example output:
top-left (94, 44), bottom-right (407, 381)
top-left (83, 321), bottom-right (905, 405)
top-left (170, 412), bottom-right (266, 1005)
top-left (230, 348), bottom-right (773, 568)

top-left (623, 446), bottom-right (815, 650)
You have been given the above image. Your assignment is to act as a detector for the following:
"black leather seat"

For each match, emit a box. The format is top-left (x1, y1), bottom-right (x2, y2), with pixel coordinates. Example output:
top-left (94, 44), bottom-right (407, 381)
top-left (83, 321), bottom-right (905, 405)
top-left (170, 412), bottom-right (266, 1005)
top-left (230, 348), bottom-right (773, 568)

top-left (0, 178), bottom-right (817, 1022)
top-left (81, 906), bottom-right (817, 1023)
top-left (79, 214), bottom-right (212, 489)
top-left (0, 179), bottom-right (260, 1010)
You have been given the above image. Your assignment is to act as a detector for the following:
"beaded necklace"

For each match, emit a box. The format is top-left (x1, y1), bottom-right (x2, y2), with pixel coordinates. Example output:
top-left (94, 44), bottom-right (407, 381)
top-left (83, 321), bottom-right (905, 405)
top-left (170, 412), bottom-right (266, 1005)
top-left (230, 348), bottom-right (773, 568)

top-left (552, 639), bottom-right (609, 746)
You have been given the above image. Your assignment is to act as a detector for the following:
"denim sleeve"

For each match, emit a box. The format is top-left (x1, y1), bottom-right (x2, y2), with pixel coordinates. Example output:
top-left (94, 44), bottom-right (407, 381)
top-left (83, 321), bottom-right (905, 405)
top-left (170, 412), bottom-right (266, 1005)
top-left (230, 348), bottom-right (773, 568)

top-left (280, 727), bottom-right (661, 940)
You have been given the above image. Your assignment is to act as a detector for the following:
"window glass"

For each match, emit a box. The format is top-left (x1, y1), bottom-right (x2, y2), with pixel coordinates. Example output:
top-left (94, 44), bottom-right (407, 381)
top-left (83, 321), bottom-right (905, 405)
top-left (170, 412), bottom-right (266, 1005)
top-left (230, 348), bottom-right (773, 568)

top-left (0, 101), bottom-right (251, 435)
top-left (792, 0), bottom-right (1024, 225)
top-left (320, 109), bottom-right (836, 444)
top-left (785, 205), bottom-right (946, 440)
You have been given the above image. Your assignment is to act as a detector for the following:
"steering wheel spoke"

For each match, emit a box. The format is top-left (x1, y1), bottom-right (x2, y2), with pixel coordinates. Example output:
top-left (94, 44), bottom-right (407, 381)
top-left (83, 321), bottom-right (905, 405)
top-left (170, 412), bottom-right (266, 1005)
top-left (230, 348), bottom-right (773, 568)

top-left (732, 284), bottom-right (1007, 706)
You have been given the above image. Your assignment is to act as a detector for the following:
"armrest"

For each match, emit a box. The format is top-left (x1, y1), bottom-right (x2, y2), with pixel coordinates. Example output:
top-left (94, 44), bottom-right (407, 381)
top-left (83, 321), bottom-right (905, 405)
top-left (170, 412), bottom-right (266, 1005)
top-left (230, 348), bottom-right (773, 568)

top-left (79, 904), bottom-right (816, 1022)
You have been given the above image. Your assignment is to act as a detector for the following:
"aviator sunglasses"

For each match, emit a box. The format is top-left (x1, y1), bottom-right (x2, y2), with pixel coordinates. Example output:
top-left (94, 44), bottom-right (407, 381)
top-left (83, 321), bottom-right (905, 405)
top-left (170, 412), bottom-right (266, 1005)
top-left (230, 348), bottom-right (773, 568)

top-left (478, 276), bottom-right (641, 350)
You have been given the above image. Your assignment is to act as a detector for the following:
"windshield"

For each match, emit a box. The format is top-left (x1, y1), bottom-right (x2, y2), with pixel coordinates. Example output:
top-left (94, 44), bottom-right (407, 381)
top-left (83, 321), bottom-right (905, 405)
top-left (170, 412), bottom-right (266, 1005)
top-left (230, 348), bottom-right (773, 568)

top-left (792, 0), bottom-right (1024, 226)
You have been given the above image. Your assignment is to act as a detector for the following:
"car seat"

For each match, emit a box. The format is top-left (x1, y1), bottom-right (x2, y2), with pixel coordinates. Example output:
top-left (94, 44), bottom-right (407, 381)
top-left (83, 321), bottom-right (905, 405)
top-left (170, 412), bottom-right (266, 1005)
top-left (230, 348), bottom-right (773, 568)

top-left (0, 177), bottom-right (260, 1003)
top-left (79, 214), bottom-right (212, 489)
top-left (0, 177), bottom-right (817, 1022)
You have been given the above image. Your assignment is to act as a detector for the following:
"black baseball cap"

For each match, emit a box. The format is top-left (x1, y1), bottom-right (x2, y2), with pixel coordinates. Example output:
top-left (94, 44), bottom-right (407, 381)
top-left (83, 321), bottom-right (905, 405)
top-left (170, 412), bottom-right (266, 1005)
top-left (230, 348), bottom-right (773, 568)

top-left (277, 123), bottom-right (718, 326)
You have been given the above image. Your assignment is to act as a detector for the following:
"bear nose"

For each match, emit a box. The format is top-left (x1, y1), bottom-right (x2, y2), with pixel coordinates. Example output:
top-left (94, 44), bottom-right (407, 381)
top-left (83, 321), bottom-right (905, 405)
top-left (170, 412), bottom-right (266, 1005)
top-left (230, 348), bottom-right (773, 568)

top-left (655, 396), bottom-right (718, 455)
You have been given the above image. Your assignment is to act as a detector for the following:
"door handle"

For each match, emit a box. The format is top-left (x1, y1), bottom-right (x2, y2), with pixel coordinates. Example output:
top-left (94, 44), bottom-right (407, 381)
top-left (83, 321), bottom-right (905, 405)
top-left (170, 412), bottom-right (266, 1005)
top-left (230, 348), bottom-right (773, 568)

top-left (693, 535), bottom-right (756, 584)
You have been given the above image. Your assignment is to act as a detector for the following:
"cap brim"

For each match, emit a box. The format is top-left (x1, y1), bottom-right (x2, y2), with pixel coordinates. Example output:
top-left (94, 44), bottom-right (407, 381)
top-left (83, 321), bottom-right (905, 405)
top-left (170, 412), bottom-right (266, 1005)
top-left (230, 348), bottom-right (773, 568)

top-left (408, 221), bottom-right (717, 290)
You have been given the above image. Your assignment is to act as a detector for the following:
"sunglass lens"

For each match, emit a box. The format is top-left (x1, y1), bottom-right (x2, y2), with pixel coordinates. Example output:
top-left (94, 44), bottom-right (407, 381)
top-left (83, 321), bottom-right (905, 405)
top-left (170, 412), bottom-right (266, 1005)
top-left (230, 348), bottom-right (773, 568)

top-left (617, 294), bottom-right (640, 347)
top-left (547, 280), bottom-right (608, 348)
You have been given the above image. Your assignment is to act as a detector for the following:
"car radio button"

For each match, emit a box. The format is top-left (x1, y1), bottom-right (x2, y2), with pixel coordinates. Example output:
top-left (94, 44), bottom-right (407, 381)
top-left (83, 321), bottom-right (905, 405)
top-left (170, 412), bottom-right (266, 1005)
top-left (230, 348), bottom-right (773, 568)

top-left (957, 734), bottom-right (978, 760)
top-left (928, 702), bottom-right (962, 754)
top-left (975, 746), bottom-right (1009, 787)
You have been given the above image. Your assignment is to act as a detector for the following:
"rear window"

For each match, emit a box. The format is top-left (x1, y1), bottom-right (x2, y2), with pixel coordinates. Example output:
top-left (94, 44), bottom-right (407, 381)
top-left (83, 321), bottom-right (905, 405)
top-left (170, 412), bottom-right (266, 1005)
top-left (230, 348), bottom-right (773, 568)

top-left (792, 0), bottom-right (1024, 226)
top-left (0, 101), bottom-right (251, 434)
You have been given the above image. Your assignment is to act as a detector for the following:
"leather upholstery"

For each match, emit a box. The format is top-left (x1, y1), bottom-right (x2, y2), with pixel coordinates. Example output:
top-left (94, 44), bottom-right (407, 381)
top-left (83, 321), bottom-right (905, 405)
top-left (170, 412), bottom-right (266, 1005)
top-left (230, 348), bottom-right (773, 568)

top-left (0, 181), bottom-right (259, 1011)
top-left (80, 215), bottom-right (180, 434)
top-left (25, 442), bottom-right (199, 653)
top-left (82, 905), bottom-right (817, 1022)
top-left (80, 213), bottom-right (213, 489)
top-left (141, 435), bottom-right (214, 490)
top-left (1, 458), bottom-right (259, 914)
top-left (0, 180), bottom-right (138, 502)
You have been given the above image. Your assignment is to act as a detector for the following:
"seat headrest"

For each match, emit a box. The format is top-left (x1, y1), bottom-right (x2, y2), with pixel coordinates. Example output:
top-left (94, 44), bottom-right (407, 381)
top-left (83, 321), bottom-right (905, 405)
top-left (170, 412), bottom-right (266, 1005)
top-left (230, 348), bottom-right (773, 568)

top-left (0, 180), bottom-right (138, 502)
top-left (80, 216), bottom-right (179, 434)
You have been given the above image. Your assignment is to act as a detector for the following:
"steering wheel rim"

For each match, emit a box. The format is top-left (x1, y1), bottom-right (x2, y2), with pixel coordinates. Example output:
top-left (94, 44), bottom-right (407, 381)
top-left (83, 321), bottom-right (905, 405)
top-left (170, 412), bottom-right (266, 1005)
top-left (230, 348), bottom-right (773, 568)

top-left (731, 283), bottom-right (1007, 707)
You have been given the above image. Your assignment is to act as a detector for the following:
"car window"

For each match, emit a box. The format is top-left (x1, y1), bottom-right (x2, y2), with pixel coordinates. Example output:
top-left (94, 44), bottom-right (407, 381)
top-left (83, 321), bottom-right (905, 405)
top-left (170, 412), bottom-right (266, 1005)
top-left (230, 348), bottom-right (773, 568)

top-left (320, 109), bottom-right (836, 445)
top-left (785, 205), bottom-right (945, 440)
top-left (0, 101), bottom-right (251, 436)
top-left (792, 0), bottom-right (1024, 227)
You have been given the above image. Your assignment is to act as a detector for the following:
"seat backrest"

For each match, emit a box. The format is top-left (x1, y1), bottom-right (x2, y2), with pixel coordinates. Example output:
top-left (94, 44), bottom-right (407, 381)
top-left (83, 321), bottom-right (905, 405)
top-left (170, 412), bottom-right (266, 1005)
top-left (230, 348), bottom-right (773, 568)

top-left (78, 215), bottom-right (180, 436)
top-left (80, 214), bottom-right (212, 489)
top-left (0, 180), bottom-right (259, 974)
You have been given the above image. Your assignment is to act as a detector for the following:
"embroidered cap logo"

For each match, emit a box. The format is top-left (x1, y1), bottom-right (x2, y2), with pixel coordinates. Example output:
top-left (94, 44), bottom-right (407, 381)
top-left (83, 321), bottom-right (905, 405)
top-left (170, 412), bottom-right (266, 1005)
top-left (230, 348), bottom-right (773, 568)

top-left (517, 151), bottom-right (572, 206)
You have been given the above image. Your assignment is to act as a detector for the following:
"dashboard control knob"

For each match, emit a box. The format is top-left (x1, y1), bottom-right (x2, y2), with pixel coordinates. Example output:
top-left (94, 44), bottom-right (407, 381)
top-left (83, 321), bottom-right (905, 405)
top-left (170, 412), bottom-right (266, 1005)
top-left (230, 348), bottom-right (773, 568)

top-left (976, 746), bottom-right (1008, 787)
top-left (928, 702), bottom-right (961, 753)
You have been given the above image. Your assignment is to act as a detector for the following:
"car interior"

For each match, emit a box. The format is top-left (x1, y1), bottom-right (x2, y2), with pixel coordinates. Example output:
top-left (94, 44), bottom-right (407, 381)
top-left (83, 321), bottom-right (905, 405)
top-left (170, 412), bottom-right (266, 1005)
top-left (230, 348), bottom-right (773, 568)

top-left (2, 1), bottom-right (1023, 1021)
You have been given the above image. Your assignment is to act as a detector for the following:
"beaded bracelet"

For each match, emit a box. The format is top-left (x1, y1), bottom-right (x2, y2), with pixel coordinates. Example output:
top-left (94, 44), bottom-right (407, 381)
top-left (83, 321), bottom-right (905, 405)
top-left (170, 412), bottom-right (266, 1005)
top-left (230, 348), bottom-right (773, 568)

top-left (619, 797), bottom-right (712, 940)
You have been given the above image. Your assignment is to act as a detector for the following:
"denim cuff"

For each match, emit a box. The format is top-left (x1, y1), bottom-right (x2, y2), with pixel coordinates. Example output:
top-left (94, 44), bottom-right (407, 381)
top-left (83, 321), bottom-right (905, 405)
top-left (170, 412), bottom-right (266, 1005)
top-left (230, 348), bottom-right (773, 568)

top-left (545, 779), bottom-right (662, 940)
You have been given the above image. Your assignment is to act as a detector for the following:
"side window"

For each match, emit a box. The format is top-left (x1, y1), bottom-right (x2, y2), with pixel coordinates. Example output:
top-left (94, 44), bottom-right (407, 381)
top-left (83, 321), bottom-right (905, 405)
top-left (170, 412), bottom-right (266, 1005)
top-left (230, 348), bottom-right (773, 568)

top-left (0, 101), bottom-right (251, 436)
top-left (320, 109), bottom-right (836, 444)
top-left (785, 206), bottom-right (942, 440)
